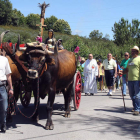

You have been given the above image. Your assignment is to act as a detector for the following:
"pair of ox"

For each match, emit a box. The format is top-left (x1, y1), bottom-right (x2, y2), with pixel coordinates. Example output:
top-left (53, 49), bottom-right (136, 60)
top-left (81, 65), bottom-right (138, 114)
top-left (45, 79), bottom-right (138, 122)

top-left (0, 31), bottom-right (78, 130)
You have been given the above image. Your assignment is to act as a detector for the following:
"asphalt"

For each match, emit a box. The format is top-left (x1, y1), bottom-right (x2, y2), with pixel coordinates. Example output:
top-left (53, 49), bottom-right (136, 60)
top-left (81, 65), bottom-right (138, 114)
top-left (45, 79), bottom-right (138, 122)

top-left (0, 89), bottom-right (140, 140)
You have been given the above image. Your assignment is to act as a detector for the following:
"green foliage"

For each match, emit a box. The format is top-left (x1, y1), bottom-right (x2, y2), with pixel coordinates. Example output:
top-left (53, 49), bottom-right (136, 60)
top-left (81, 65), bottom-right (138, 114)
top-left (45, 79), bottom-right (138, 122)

top-left (112, 18), bottom-right (132, 46)
top-left (0, 22), bottom-right (135, 63)
top-left (26, 13), bottom-right (40, 29)
top-left (0, 0), bottom-right (13, 25)
top-left (102, 34), bottom-right (110, 41)
top-left (77, 65), bottom-right (84, 83)
top-left (44, 15), bottom-right (58, 30)
top-left (53, 19), bottom-right (71, 35)
top-left (12, 8), bottom-right (26, 26)
top-left (0, 1), bottom-right (72, 35)
top-left (89, 30), bottom-right (103, 40)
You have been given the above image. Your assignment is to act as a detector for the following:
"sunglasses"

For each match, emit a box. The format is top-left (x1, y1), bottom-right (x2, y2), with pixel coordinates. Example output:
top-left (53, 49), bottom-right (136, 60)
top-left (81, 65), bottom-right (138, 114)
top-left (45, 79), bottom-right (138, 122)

top-left (124, 55), bottom-right (128, 56)
top-left (108, 61), bottom-right (110, 65)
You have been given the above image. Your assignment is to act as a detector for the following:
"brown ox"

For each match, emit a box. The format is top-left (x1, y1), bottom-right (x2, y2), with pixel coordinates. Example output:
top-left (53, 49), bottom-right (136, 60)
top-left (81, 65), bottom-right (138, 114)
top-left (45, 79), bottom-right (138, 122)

top-left (17, 41), bottom-right (77, 130)
top-left (1, 31), bottom-right (77, 130)
top-left (0, 31), bottom-right (29, 101)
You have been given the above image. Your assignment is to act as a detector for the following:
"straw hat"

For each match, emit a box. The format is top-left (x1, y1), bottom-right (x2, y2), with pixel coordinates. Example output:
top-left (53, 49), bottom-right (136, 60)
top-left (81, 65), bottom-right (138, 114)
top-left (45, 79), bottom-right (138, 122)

top-left (81, 57), bottom-right (85, 62)
top-left (131, 46), bottom-right (139, 51)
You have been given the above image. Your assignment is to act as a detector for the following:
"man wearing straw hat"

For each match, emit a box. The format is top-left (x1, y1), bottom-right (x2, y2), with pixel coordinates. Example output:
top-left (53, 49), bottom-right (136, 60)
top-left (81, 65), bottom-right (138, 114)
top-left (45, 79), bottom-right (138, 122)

top-left (119, 46), bottom-right (140, 115)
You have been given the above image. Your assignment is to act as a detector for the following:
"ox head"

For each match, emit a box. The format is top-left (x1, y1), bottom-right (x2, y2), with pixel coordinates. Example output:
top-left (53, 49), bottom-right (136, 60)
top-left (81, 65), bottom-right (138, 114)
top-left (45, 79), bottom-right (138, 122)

top-left (19, 43), bottom-right (58, 79)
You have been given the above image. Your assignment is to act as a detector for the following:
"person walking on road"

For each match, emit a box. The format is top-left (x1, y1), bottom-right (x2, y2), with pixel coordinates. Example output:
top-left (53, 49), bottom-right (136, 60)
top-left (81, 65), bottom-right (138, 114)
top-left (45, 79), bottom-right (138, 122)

top-left (0, 55), bottom-right (13, 133)
top-left (103, 53), bottom-right (117, 96)
top-left (119, 46), bottom-right (140, 115)
top-left (120, 52), bottom-right (130, 96)
top-left (97, 59), bottom-right (104, 90)
top-left (83, 54), bottom-right (98, 96)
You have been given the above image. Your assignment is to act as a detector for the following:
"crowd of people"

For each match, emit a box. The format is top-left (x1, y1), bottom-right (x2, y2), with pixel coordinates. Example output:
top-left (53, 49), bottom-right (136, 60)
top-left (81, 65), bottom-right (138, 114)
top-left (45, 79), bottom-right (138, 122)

top-left (80, 46), bottom-right (140, 116)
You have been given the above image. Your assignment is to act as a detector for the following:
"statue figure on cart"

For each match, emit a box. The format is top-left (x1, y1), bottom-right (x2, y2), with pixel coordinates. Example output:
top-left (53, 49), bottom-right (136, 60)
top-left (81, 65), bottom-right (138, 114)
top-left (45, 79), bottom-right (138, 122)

top-left (45, 29), bottom-right (56, 51)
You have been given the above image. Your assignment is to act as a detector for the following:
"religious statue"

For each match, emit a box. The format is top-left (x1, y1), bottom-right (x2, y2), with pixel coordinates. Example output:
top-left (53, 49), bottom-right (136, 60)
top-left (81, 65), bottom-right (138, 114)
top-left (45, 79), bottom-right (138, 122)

top-left (38, 2), bottom-right (49, 18)
top-left (45, 29), bottom-right (56, 51)
top-left (58, 39), bottom-right (64, 50)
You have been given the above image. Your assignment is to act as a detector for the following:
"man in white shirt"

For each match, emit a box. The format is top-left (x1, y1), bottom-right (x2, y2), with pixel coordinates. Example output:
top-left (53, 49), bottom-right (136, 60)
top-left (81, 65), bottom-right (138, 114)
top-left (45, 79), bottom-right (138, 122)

top-left (103, 53), bottom-right (117, 96)
top-left (83, 54), bottom-right (98, 96)
top-left (0, 55), bottom-right (13, 133)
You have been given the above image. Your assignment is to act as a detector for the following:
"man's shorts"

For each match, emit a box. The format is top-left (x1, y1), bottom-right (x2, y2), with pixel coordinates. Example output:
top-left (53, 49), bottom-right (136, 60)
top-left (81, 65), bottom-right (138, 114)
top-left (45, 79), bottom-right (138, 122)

top-left (98, 75), bottom-right (104, 82)
top-left (105, 69), bottom-right (115, 87)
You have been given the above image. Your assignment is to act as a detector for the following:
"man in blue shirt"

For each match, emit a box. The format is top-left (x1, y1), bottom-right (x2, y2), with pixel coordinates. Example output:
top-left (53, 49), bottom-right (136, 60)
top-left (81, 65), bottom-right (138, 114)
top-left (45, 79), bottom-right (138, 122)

top-left (120, 52), bottom-right (130, 96)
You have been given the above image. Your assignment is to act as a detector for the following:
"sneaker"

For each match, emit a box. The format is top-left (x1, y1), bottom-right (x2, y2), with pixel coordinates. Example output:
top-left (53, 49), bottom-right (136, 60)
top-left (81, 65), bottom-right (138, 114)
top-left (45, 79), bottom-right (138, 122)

top-left (133, 111), bottom-right (139, 116)
top-left (85, 93), bottom-right (88, 96)
top-left (1, 123), bottom-right (6, 133)
top-left (90, 93), bottom-right (94, 96)
top-left (107, 92), bottom-right (112, 96)
top-left (109, 92), bottom-right (112, 96)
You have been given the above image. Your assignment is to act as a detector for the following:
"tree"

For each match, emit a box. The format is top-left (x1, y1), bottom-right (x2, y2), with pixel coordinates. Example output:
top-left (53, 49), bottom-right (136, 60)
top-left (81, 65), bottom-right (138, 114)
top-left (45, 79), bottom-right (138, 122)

top-left (131, 19), bottom-right (140, 38)
top-left (89, 30), bottom-right (103, 40)
top-left (44, 15), bottom-right (58, 30)
top-left (112, 18), bottom-right (132, 46)
top-left (26, 13), bottom-right (40, 29)
top-left (53, 19), bottom-right (71, 35)
top-left (12, 8), bottom-right (26, 26)
top-left (0, 0), bottom-right (13, 25)
top-left (102, 34), bottom-right (110, 41)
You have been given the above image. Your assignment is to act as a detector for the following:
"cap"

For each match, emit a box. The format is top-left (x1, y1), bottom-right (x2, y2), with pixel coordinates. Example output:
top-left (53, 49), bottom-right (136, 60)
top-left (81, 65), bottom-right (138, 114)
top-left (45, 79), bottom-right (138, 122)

top-left (131, 46), bottom-right (139, 51)
top-left (81, 57), bottom-right (85, 62)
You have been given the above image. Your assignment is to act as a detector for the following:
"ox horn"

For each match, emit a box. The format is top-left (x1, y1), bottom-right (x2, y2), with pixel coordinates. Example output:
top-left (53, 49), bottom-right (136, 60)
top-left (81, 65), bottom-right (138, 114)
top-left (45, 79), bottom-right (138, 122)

top-left (16, 34), bottom-right (20, 51)
top-left (16, 34), bottom-right (27, 51)
top-left (0, 30), bottom-right (10, 45)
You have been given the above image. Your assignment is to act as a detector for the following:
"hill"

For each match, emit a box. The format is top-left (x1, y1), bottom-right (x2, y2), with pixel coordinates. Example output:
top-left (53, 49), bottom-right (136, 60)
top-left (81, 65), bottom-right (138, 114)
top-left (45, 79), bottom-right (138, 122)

top-left (0, 25), bottom-right (130, 62)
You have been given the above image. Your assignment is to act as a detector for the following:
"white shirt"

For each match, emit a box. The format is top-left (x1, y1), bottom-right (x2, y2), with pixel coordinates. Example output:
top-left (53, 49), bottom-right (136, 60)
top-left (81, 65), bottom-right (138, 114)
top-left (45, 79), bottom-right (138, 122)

top-left (103, 58), bottom-right (117, 70)
top-left (0, 56), bottom-right (11, 80)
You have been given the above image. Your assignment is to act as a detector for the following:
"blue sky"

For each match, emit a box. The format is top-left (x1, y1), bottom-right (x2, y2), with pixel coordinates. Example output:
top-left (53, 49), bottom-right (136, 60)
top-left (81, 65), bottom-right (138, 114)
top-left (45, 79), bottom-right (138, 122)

top-left (10, 0), bottom-right (140, 40)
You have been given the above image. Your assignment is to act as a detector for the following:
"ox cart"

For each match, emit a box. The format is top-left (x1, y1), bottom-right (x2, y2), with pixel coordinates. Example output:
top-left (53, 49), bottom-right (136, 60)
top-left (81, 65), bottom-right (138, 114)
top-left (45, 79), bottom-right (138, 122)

top-left (0, 37), bottom-right (82, 111)
top-left (1, 30), bottom-right (82, 129)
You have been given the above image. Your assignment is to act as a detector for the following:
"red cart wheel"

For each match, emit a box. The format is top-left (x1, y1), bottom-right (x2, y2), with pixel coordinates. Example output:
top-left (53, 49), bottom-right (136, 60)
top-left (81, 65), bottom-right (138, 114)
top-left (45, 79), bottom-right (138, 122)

top-left (73, 71), bottom-right (82, 110)
top-left (20, 82), bottom-right (31, 108)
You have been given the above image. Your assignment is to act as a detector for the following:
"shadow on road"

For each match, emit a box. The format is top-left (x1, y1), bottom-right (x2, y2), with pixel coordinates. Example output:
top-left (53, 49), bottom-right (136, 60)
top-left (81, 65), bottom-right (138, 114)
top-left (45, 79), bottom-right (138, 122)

top-left (6, 99), bottom-right (140, 139)
top-left (6, 102), bottom-right (66, 130)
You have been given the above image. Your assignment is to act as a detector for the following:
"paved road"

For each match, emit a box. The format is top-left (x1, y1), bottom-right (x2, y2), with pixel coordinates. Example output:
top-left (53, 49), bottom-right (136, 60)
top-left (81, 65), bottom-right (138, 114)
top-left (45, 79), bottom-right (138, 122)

top-left (0, 89), bottom-right (140, 140)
